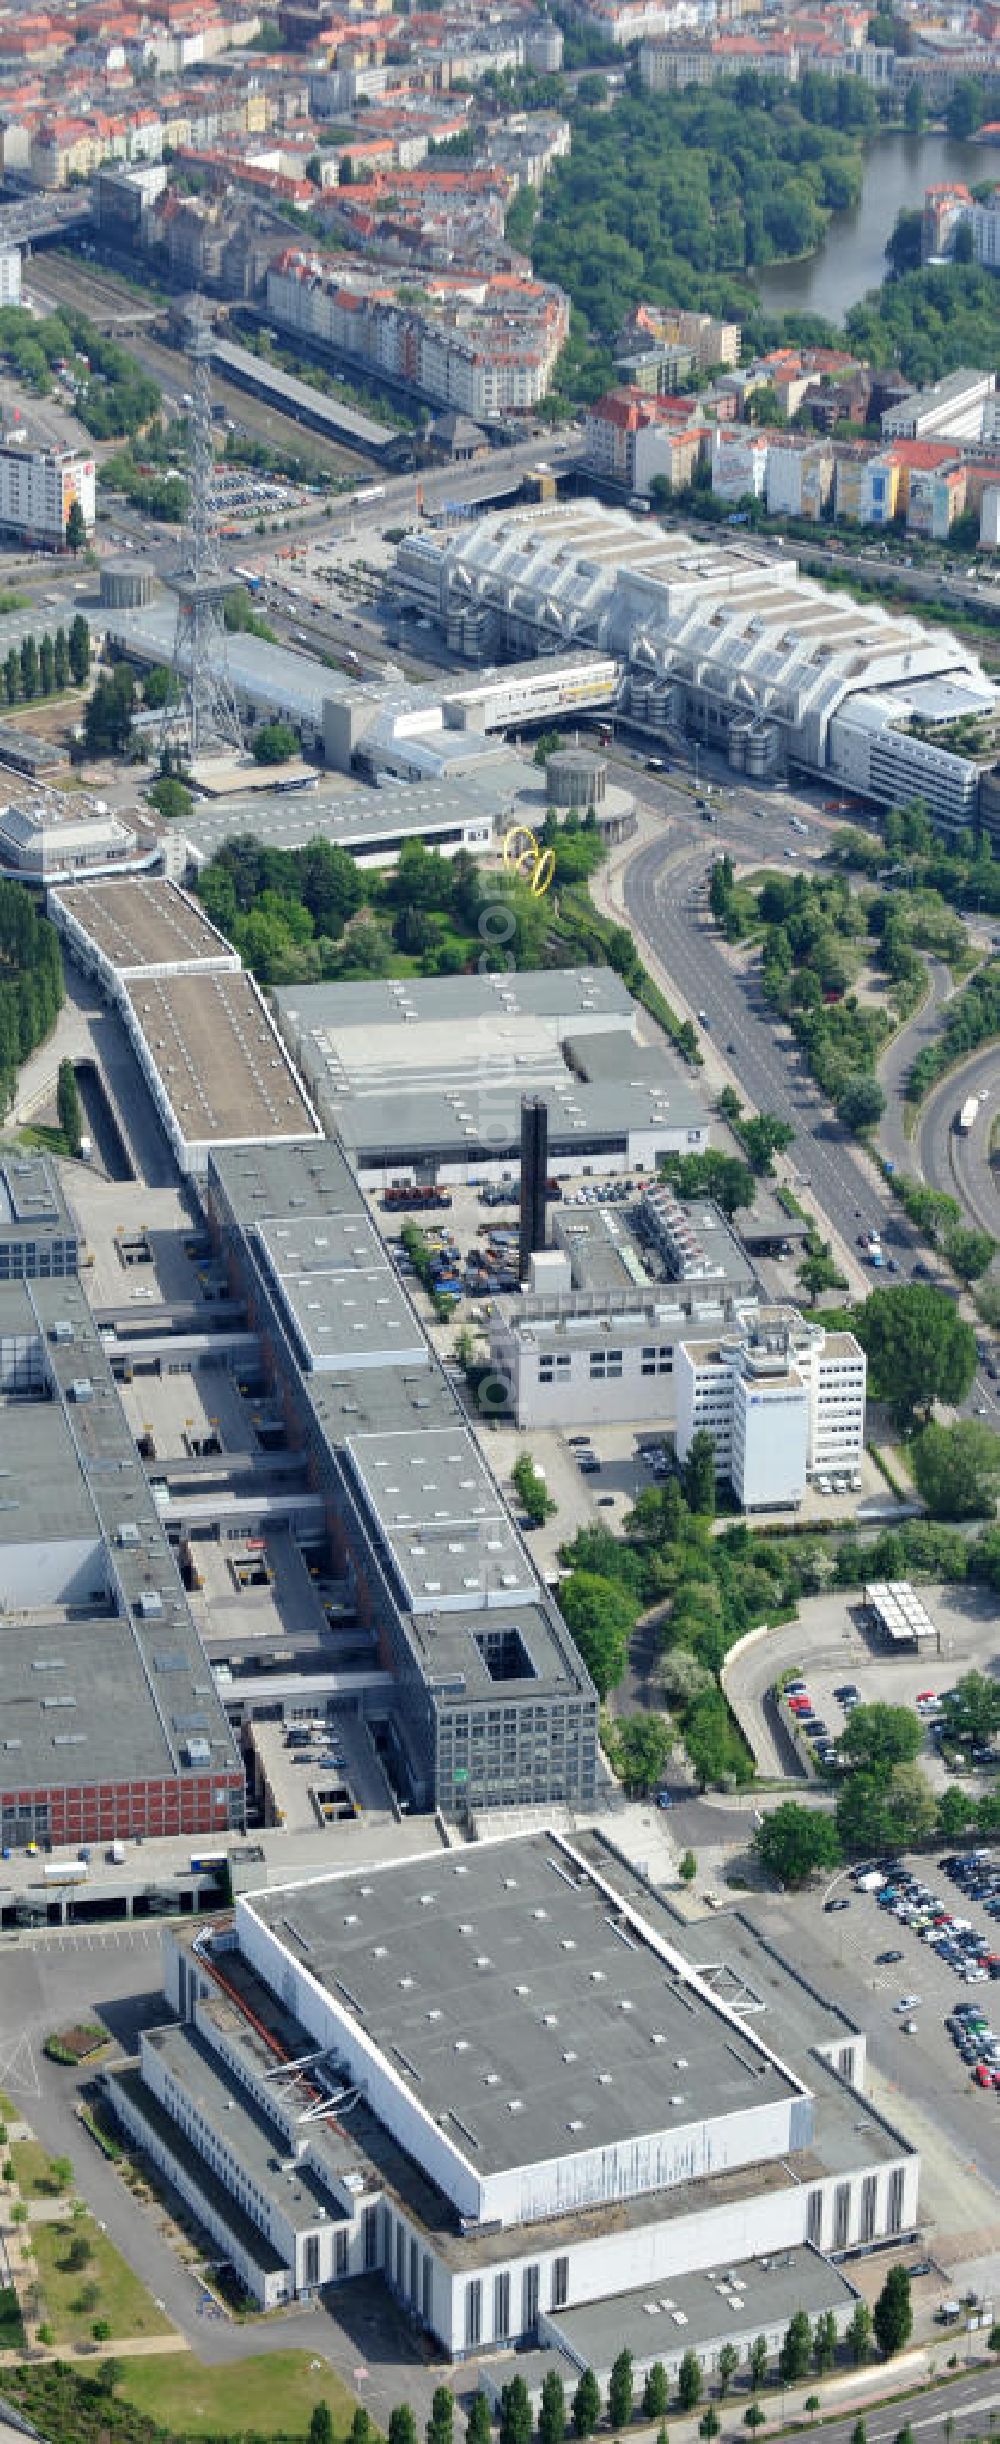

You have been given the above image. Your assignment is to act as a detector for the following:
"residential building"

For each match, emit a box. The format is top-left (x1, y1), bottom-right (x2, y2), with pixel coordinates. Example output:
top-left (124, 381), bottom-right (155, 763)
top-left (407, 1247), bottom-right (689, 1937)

top-left (675, 1309), bottom-right (867, 1508)
top-left (0, 248), bottom-right (21, 308)
top-left (582, 388), bottom-right (704, 495)
top-left (765, 435), bottom-right (834, 520)
top-left (265, 250), bottom-right (570, 418)
top-left (623, 302), bottom-right (741, 372)
top-left (710, 423), bottom-right (769, 500)
top-left (921, 180), bottom-right (972, 260)
top-left (0, 442), bottom-right (95, 547)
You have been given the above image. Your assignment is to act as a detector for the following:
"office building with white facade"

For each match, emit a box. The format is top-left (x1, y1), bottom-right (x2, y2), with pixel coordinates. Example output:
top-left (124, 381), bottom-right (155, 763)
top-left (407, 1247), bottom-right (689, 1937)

top-left (675, 1311), bottom-right (867, 1509)
top-left (106, 1828), bottom-right (918, 2345)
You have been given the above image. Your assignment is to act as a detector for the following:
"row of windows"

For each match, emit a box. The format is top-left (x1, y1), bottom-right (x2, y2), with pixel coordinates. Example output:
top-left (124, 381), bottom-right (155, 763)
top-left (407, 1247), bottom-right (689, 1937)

top-left (465, 2255), bottom-right (568, 2349)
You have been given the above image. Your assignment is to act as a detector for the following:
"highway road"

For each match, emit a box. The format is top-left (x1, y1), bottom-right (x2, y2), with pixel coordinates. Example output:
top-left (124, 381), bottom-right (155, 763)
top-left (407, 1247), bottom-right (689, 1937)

top-left (917, 1052), bottom-right (999, 1248)
top-left (623, 825), bottom-right (897, 1266)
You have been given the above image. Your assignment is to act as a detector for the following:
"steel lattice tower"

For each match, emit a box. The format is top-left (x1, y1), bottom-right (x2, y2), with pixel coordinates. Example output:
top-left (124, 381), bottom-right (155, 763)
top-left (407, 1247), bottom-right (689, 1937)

top-left (164, 311), bottom-right (242, 764)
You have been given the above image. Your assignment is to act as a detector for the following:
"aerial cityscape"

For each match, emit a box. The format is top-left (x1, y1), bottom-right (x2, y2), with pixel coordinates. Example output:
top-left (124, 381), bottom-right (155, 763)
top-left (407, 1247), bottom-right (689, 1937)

top-left (0, 2), bottom-right (999, 2442)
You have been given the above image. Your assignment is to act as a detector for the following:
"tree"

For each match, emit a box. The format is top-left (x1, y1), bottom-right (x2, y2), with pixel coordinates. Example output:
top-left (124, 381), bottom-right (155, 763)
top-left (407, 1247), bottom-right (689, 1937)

top-left (911, 1419), bottom-right (1000, 1520)
top-left (643, 2365), bottom-right (669, 2421)
top-left (988, 2323), bottom-right (1000, 2357)
top-left (85, 666), bottom-right (135, 757)
top-left (310, 2410), bottom-right (335, 2444)
top-left (65, 496), bottom-right (87, 554)
top-left (2, 646), bottom-right (16, 706)
top-left (813, 2313), bottom-right (837, 2375)
top-left (512, 1452), bottom-right (557, 1526)
top-left (943, 1227), bottom-right (996, 1283)
top-left (903, 79), bottom-right (926, 131)
top-left (837, 1759), bottom-right (937, 1853)
top-left (679, 1848), bottom-right (697, 1883)
top-left (749, 2337), bottom-right (768, 2392)
top-left (745, 2410), bottom-right (766, 2433)
top-left (798, 1248), bottom-right (848, 1306)
top-left (351, 2413), bottom-right (371, 2444)
top-left (847, 2303), bottom-right (872, 2366)
top-left (148, 775), bottom-right (194, 823)
top-left (755, 1801), bottom-right (841, 1888)
top-left (500, 2377), bottom-right (533, 2444)
top-left (699, 2414), bottom-right (720, 2440)
top-left (873, 2264), bottom-right (912, 2358)
top-left (64, 2232), bottom-right (91, 2273)
top-left (837, 1074), bottom-right (885, 1132)
top-left (854, 1283), bottom-right (976, 1424)
top-left (92, 2318), bottom-right (112, 2342)
top-left (738, 1113), bottom-right (794, 1175)
top-left (678, 2354), bottom-right (702, 2413)
top-left (389, 2412), bottom-right (419, 2444)
top-left (57, 1058), bottom-right (82, 1156)
top-left (96, 2357), bottom-right (123, 2394)
top-left (940, 1670), bottom-right (1000, 1746)
top-left (778, 2311), bottom-right (812, 2386)
top-left (253, 720), bottom-right (298, 764)
top-left (608, 1712), bottom-right (673, 1797)
top-left (608, 2349), bottom-right (634, 2431)
top-left (804, 2401), bottom-right (821, 2423)
top-left (69, 614), bottom-right (91, 685)
top-left (50, 2156), bottom-right (73, 2193)
top-left (38, 633), bottom-right (54, 696)
top-left (717, 2345), bottom-right (740, 2399)
top-left (851, 2423), bottom-right (867, 2444)
top-left (540, 2371), bottom-right (567, 2444)
top-left (683, 1428), bottom-right (716, 1516)
top-left (427, 2390), bottom-right (454, 2444)
top-left (572, 2370), bottom-right (601, 2439)
top-left (19, 635), bottom-right (37, 702)
top-left (838, 1704), bottom-right (922, 1772)
top-left (559, 1570), bottom-right (636, 1698)
top-left (53, 626), bottom-right (69, 689)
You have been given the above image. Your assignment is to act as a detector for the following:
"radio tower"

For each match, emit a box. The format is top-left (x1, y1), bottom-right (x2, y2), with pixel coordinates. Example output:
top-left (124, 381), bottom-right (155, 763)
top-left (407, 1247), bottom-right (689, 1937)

top-left (165, 309), bottom-right (242, 764)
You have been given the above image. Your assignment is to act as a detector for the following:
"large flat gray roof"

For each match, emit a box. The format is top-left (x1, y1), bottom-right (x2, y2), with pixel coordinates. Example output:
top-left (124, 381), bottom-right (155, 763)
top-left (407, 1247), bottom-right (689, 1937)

top-left (275, 970), bottom-right (635, 1035)
top-left (0, 1152), bottom-right (76, 1242)
top-left (274, 971), bottom-right (706, 1165)
top-left (0, 1273), bottom-right (241, 1798)
top-left (255, 1207), bottom-right (426, 1374)
top-left (246, 1832), bottom-right (799, 2180)
top-left (54, 877), bottom-right (233, 973)
top-left (550, 2248), bottom-right (859, 2370)
top-left (121, 971), bottom-right (318, 1151)
top-left (180, 770), bottom-right (509, 865)
top-left (209, 334), bottom-right (400, 450)
top-left (343, 1425), bottom-right (536, 1614)
top-left (207, 1142), bottom-right (595, 1709)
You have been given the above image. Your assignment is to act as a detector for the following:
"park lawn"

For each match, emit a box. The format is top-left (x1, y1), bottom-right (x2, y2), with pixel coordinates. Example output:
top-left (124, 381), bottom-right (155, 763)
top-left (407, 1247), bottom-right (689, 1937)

top-left (121, 2347), bottom-right (361, 2438)
top-left (10, 2139), bottom-right (68, 2200)
top-left (30, 2217), bottom-right (175, 2345)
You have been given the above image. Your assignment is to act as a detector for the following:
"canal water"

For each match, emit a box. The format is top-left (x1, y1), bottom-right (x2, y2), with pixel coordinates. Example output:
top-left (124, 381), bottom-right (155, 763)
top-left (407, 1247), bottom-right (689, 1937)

top-left (755, 129), bottom-right (989, 323)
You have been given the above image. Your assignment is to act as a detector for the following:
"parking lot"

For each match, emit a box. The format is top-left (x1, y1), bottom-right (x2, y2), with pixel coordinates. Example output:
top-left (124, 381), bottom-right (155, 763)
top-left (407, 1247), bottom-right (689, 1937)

top-left (753, 1864), bottom-right (1000, 2264)
top-left (730, 1584), bottom-right (1000, 1788)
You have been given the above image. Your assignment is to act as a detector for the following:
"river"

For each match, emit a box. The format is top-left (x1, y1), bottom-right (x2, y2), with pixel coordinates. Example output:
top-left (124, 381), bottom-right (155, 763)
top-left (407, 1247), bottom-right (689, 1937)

top-left (755, 129), bottom-right (988, 323)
